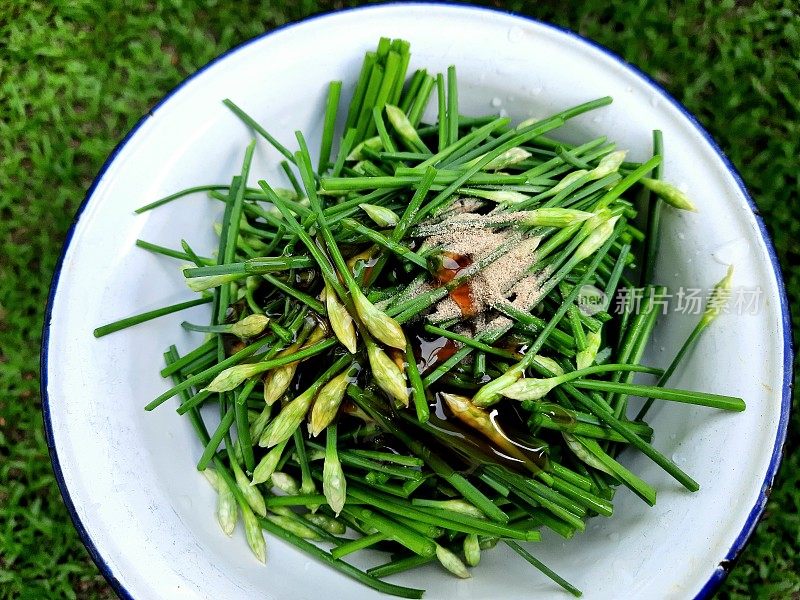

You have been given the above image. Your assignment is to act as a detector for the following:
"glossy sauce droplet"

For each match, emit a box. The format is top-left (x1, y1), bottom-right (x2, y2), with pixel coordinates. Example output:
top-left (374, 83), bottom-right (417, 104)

top-left (414, 335), bottom-right (458, 374)
top-left (433, 251), bottom-right (471, 284)
top-left (433, 251), bottom-right (477, 317)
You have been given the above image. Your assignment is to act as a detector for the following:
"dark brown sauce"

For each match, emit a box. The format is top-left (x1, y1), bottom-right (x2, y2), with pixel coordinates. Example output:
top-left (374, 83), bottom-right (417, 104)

top-left (432, 251), bottom-right (477, 317)
top-left (433, 252), bottom-right (471, 284)
top-left (289, 353), bottom-right (323, 394)
top-left (414, 335), bottom-right (459, 374)
top-left (293, 269), bottom-right (317, 289)
top-left (367, 435), bottom-right (407, 457)
top-left (425, 414), bottom-right (506, 469)
top-left (494, 333), bottom-right (529, 357)
top-left (425, 394), bottom-right (549, 475)
top-left (450, 283), bottom-right (477, 318)
top-left (227, 340), bottom-right (246, 355)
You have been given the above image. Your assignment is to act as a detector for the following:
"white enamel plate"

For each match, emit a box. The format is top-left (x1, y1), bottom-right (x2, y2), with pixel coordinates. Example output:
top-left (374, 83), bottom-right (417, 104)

top-left (42, 4), bottom-right (791, 599)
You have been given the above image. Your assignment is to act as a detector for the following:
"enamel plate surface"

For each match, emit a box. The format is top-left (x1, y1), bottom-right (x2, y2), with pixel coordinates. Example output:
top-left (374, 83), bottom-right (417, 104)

top-left (43, 4), bottom-right (790, 599)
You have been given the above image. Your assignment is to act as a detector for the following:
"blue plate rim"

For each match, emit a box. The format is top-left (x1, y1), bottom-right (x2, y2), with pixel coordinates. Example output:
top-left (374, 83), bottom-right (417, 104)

top-left (40, 3), bottom-right (792, 599)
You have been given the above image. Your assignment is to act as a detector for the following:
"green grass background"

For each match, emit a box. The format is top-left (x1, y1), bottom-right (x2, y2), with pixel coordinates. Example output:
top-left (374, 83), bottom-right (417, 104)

top-left (0, 0), bottom-right (797, 597)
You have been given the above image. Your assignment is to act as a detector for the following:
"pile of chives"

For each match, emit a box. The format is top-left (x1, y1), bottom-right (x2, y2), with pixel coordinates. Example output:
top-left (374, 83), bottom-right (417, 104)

top-left (96, 38), bottom-right (743, 598)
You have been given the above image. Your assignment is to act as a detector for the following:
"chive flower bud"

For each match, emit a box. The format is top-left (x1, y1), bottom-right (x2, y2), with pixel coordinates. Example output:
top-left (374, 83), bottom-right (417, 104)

top-left (259, 390), bottom-right (315, 448)
top-left (231, 439), bottom-right (245, 466)
top-left (323, 451), bottom-right (346, 516)
top-left (700, 265), bottom-right (734, 327)
top-left (205, 363), bottom-right (264, 393)
top-left (366, 340), bottom-right (409, 406)
top-left (203, 469), bottom-right (237, 536)
top-left (270, 472), bottom-right (300, 495)
top-left (185, 272), bottom-right (242, 292)
top-left (459, 188), bottom-right (530, 204)
top-left (310, 370), bottom-right (350, 437)
top-left (588, 150), bottom-right (627, 180)
top-left (324, 283), bottom-right (358, 353)
top-left (263, 363), bottom-right (298, 406)
top-left (303, 513), bottom-right (347, 535)
top-left (347, 135), bottom-right (382, 161)
top-left (487, 147), bottom-right (532, 171)
top-left (479, 536), bottom-right (500, 550)
top-left (359, 203), bottom-right (400, 227)
top-left (469, 147), bottom-right (531, 171)
top-left (573, 216), bottom-right (620, 262)
top-left (352, 160), bottom-right (372, 175)
top-left (472, 369), bottom-right (522, 407)
top-left (551, 169), bottom-right (589, 194)
top-left (418, 498), bottom-right (486, 519)
top-left (516, 117), bottom-right (539, 129)
top-left (270, 505), bottom-right (294, 517)
top-left (249, 404), bottom-right (272, 442)
top-left (251, 440), bottom-right (288, 486)
top-left (640, 178), bottom-right (698, 212)
top-left (463, 148), bottom-right (531, 171)
top-left (229, 314), bottom-right (270, 338)
top-left (441, 392), bottom-right (495, 438)
top-left (232, 460), bottom-right (266, 517)
top-left (353, 289), bottom-right (406, 350)
top-left (532, 355), bottom-right (564, 376)
top-left (262, 325), bottom-right (327, 405)
top-left (266, 514), bottom-right (322, 540)
top-left (385, 104), bottom-right (427, 151)
top-left (307, 449), bottom-right (326, 461)
top-left (435, 544), bottom-right (471, 579)
top-left (500, 376), bottom-right (563, 401)
top-left (241, 503), bottom-right (267, 563)
top-left (576, 329), bottom-right (602, 370)
top-left (521, 208), bottom-right (594, 228)
top-left (203, 467), bottom-right (221, 490)
top-left (562, 433), bottom-right (614, 476)
top-left (579, 208), bottom-right (612, 235)
top-left (441, 392), bottom-right (534, 469)
top-left (464, 534), bottom-right (481, 567)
